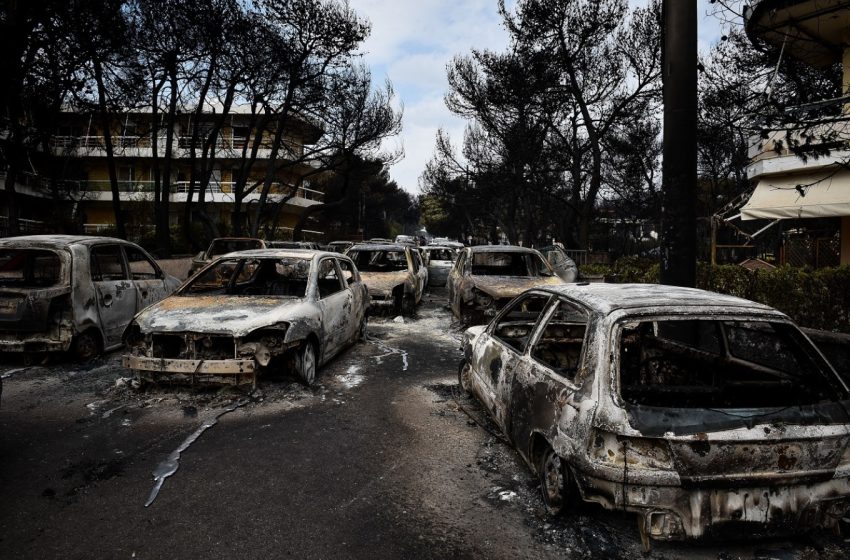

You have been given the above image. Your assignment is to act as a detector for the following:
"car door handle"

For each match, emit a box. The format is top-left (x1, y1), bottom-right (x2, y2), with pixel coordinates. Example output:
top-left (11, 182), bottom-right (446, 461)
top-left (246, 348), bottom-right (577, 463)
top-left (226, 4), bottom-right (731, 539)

top-left (103, 294), bottom-right (113, 307)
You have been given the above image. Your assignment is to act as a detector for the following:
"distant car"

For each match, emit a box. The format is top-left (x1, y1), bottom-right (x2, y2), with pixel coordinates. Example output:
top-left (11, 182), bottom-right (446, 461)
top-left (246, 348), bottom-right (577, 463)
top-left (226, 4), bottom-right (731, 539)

top-left (123, 249), bottom-right (369, 386)
top-left (422, 246), bottom-right (457, 287)
top-left (0, 235), bottom-right (181, 361)
top-left (430, 238), bottom-right (464, 250)
top-left (460, 283), bottom-right (850, 543)
top-left (366, 238), bottom-right (393, 244)
top-left (327, 241), bottom-right (354, 253)
top-left (346, 243), bottom-right (427, 315)
top-left (394, 234), bottom-right (416, 245)
top-left (266, 241), bottom-right (320, 250)
top-left (189, 237), bottom-right (266, 277)
top-left (447, 245), bottom-right (564, 324)
top-left (539, 245), bottom-right (578, 283)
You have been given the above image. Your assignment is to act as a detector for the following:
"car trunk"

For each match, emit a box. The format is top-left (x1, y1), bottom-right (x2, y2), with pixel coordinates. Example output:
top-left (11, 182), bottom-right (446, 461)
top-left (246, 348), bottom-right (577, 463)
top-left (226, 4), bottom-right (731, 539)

top-left (0, 249), bottom-right (70, 332)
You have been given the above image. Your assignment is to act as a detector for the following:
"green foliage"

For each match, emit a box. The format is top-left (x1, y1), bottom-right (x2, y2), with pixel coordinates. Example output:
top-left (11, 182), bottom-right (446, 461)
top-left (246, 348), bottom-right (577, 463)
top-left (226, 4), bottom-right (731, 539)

top-left (594, 257), bottom-right (850, 333)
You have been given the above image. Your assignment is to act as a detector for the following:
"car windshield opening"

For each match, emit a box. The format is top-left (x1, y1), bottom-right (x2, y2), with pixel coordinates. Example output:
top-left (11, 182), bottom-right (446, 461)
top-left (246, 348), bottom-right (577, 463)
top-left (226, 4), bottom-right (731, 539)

top-left (0, 249), bottom-right (63, 288)
top-left (618, 319), bottom-right (847, 409)
top-left (471, 252), bottom-right (548, 276)
top-left (348, 250), bottom-right (408, 272)
top-left (181, 257), bottom-right (311, 296)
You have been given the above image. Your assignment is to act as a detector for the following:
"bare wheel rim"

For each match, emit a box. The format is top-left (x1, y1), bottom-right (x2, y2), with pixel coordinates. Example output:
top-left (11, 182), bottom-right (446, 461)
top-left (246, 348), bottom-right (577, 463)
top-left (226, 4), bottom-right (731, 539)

top-left (458, 361), bottom-right (472, 393)
top-left (301, 343), bottom-right (316, 384)
top-left (542, 451), bottom-right (565, 509)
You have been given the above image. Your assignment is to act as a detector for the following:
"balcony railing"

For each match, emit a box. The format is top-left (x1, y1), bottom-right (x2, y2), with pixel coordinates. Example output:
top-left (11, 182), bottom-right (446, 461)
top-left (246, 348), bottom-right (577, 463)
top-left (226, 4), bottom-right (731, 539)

top-left (76, 180), bottom-right (323, 201)
top-left (51, 134), bottom-right (306, 158)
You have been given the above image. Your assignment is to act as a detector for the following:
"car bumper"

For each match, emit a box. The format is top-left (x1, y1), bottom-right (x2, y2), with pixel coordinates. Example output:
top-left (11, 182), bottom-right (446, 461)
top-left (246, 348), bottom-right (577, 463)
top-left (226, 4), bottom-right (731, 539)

top-left (575, 467), bottom-right (850, 540)
top-left (123, 355), bottom-right (257, 385)
top-left (0, 331), bottom-right (72, 353)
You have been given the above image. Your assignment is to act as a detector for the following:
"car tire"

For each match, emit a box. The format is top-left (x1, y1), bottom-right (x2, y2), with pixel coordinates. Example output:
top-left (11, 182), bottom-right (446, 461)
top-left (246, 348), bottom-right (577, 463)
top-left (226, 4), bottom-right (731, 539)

top-left (295, 341), bottom-right (317, 386)
top-left (457, 360), bottom-right (473, 396)
top-left (539, 446), bottom-right (574, 516)
top-left (72, 330), bottom-right (101, 362)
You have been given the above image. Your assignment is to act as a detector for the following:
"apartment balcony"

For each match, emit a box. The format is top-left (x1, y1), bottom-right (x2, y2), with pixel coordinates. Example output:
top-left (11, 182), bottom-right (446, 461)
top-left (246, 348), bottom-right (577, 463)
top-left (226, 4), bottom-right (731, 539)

top-left (50, 135), bottom-right (307, 161)
top-left (747, 117), bottom-right (850, 180)
top-left (744, 117), bottom-right (850, 220)
top-left (76, 180), bottom-right (324, 206)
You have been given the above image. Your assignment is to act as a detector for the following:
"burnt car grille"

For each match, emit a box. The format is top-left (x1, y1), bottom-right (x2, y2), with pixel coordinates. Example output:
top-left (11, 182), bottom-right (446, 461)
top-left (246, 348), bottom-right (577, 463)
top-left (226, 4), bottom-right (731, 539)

top-left (194, 336), bottom-right (235, 360)
top-left (151, 334), bottom-right (236, 360)
top-left (152, 334), bottom-right (187, 358)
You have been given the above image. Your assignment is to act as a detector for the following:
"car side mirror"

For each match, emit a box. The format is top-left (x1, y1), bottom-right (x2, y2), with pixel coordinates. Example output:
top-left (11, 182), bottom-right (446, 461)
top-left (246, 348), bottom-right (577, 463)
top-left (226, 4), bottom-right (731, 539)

top-left (346, 276), bottom-right (355, 285)
top-left (194, 251), bottom-right (205, 261)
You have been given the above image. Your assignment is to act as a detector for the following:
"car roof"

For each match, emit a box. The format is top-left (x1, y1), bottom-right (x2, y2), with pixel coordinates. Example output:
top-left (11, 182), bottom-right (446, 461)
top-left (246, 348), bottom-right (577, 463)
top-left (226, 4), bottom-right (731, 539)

top-left (349, 243), bottom-right (410, 251)
top-left (216, 249), bottom-right (349, 260)
top-left (0, 235), bottom-right (135, 249)
top-left (533, 283), bottom-right (782, 317)
top-left (423, 245), bottom-right (455, 250)
top-left (467, 244), bottom-right (541, 254)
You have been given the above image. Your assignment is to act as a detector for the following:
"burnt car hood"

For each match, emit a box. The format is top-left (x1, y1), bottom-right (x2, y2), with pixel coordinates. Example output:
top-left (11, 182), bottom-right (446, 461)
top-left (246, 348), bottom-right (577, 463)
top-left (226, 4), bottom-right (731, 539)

top-left (360, 271), bottom-right (409, 294)
top-left (133, 295), bottom-right (311, 337)
top-left (472, 275), bottom-right (563, 299)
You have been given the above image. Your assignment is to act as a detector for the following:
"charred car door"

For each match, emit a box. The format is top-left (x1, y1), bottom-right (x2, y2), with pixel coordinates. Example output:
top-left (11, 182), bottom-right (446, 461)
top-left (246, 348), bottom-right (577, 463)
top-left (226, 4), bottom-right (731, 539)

top-left (447, 250), bottom-right (468, 317)
top-left (90, 244), bottom-right (137, 346)
top-left (337, 257), bottom-right (367, 336)
top-left (540, 246), bottom-right (578, 283)
top-left (316, 258), bottom-right (351, 359)
top-left (470, 292), bottom-right (553, 432)
top-left (508, 297), bottom-right (591, 459)
top-left (124, 245), bottom-right (171, 311)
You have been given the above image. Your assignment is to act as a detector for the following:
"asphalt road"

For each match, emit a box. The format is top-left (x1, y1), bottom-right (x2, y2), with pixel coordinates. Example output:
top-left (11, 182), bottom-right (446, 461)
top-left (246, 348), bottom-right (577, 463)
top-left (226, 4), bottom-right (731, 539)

top-left (1, 289), bottom-right (849, 559)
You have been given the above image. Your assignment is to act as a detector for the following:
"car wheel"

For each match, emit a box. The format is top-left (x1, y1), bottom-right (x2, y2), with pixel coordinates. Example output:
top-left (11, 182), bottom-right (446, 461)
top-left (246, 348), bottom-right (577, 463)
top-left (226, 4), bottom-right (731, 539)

top-left (457, 360), bottom-right (473, 395)
top-left (72, 330), bottom-right (101, 362)
top-left (295, 341), bottom-right (317, 386)
top-left (539, 446), bottom-right (574, 515)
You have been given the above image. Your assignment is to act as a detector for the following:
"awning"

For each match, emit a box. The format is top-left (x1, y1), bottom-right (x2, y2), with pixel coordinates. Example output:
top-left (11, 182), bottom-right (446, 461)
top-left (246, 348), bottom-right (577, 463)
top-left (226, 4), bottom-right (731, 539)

top-left (741, 172), bottom-right (850, 220)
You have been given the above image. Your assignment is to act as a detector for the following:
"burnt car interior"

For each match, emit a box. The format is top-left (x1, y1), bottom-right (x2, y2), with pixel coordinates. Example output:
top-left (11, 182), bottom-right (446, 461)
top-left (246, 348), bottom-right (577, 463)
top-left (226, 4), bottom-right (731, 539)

top-left (619, 319), bottom-right (848, 408)
top-left (182, 257), bottom-right (310, 297)
top-left (0, 250), bottom-right (61, 287)
top-left (530, 301), bottom-right (588, 378)
top-left (349, 250), bottom-right (408, 272)
top-left (491, 295), bottom-right (589, 378)
top-left (471, 252), bottom-right (550, 277)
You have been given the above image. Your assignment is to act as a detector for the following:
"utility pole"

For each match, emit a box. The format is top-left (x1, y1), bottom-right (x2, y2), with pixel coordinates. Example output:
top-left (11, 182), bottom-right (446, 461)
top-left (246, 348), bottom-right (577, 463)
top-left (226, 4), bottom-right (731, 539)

top-left (660, 0), bottom-right (698, 287)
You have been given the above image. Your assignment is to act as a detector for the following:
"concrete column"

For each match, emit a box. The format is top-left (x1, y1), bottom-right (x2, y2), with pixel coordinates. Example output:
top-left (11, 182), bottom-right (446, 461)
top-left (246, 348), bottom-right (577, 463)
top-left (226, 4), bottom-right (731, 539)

top-left (842, 216), bottom-right (850, 266)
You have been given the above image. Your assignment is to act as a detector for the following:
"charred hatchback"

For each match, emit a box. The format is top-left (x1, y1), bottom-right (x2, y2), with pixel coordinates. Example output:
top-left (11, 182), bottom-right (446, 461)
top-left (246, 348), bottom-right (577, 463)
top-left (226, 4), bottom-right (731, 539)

top-left (460, 283), bottom-right (850, 545)
top-left (123, 250), bottom-right (368, 386)
top-left (0, 235), bottom-right (180, 361)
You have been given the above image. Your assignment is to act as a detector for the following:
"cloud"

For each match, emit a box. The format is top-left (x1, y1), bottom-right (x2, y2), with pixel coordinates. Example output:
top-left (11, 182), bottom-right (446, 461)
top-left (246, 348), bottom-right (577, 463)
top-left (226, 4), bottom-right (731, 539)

top-left (349, 0), bottom-right (726, 194)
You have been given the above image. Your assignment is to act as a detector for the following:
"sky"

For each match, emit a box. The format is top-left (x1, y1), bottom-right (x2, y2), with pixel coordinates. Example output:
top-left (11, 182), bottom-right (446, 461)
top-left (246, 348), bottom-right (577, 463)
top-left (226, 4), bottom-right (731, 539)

top-left (346, 0), bottom-right (728, 194)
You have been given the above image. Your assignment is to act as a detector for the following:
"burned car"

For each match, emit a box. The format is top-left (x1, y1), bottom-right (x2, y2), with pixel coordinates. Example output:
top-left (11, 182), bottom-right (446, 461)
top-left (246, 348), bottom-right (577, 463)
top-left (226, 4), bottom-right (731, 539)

top-left (123, 250), bottom-right (368, 386)
top-left (188, 237), bottom-right (266, 277)
top-left (346, 243), bottom-right (427, 315)
top-left (459, 283), bottom-right (850, 545)
top-left (422, 246), bottom-right (457, 287)
top-left (447, 245), bottom-right (564, 323)
top-left (0, 235), bottom-right (180, 361)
